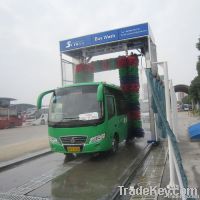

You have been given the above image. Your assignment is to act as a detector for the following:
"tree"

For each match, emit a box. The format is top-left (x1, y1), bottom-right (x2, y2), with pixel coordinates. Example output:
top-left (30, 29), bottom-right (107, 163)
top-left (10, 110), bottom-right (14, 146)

top-left (182, 95), bottom-right (191, 104)
top-left (189, 38), bottom-right (200, 106)
top-left (196, 38), bottom-right (200, 51)
top-left (196, 57), bottom-right (200, 76)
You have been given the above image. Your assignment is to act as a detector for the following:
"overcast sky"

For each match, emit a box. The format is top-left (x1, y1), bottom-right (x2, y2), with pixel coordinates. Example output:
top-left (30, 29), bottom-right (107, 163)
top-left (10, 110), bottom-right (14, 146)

top-left (0, 0), bottom-right (200, 104)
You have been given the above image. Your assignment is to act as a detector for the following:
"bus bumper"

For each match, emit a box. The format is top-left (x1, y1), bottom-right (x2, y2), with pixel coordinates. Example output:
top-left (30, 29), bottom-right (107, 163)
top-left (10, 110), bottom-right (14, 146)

top-left (49, 139), bottom-right (111, 154)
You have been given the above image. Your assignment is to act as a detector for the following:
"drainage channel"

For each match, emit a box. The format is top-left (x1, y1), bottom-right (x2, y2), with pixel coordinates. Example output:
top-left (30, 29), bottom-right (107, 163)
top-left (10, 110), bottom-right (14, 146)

top-left (101, 143), bottom-right (153, 200)
top-left (0, 194), bottom-right (48, 200)
top-left (120, 142), bottom-right (168, 200)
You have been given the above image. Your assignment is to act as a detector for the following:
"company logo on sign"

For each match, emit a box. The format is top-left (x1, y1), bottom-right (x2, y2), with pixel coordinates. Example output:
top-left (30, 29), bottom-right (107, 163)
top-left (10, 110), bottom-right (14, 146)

top-left (66, 41), bottom-right (71, 48)
top-left (65, 40), bottom-right (85, 49)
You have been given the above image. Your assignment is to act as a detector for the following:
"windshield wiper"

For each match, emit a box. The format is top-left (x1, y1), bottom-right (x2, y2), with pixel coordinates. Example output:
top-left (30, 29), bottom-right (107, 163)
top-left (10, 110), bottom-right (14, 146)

top-left (63, 117), bottom-right (79, 120)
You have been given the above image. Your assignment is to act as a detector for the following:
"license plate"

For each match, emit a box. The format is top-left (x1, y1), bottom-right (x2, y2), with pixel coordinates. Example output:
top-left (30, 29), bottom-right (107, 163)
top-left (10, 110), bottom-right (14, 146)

top-left (67, 146), bottom-right (80, 153)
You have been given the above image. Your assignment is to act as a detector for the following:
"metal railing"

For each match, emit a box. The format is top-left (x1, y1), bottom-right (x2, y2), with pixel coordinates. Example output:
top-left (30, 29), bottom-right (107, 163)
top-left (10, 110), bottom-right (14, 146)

top-left (146, 62), bottom-right (196, 200)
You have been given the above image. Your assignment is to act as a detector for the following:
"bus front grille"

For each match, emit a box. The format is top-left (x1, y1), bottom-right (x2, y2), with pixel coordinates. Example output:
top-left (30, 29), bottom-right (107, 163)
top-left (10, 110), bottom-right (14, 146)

top-left (60, 136), bottom-right (87, 145)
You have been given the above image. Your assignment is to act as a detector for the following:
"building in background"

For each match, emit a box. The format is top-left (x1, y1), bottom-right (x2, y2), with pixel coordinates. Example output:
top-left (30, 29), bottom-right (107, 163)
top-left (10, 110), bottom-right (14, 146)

top-left (0, 98), bottom-right (23, 129)
top-left (11, 104), bottom-right (36, 114)
top-left (177, 92), bottom-right (187, 102)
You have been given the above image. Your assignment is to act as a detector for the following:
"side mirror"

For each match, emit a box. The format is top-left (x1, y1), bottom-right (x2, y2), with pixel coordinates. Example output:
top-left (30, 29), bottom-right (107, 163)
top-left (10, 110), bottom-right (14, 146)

top-left (97, 83), bottom-right (104, 102)
top-left (37, 89), bottom-right (55, 110)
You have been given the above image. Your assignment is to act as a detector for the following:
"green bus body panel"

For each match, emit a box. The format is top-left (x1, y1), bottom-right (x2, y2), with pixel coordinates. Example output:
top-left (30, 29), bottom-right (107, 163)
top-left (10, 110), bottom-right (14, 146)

top-left (37, 89), bottom-right (54, 109)
top-left (97, 83), bottom-right (104, 102)
top-left (39, 82), bottom-right (128, 154)
top-left (48, 113), bottom-right (127, 154)
top-left (48, 123), bottom-right (109, 153)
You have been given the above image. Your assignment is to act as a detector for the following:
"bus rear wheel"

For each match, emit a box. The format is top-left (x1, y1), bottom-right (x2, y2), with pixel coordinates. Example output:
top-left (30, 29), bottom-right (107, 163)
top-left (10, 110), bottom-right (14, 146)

top-left (111, 135), bottom-right (119, 153)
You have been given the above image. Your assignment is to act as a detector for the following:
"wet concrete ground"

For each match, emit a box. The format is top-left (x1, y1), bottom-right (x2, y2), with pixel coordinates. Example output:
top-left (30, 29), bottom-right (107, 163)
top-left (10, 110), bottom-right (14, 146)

top-left (154, 112), bottom-right (200, 199)
top-left (0, 108), bottom-right (152, 199)
top-left (177, 112), bottom-right (200, 192)
top-left (1, 112), bottom-right (198, 200)
top-left (0, 137), bottom-right (148, 200)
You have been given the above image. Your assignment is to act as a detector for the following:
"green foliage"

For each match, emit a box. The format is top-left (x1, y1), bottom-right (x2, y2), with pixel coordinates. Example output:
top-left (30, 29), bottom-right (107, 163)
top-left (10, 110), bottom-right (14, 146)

top-left (189, 76), bottom-right (200, 103)
top-left (189, 37), bottom-right (200, 104)
top-left (196, 38), bottom-right (200, 51)
top-left (182, 95), bottom-right (191, 104)
top-left (197, 61), bottom-right (200, 76)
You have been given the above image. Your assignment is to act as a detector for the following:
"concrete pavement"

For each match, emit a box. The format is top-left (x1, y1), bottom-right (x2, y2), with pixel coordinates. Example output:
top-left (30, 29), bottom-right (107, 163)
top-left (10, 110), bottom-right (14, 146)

top-left (0, 125), bottom-right (49, 162)
top-left (177, 112), bottom-right (200, 189)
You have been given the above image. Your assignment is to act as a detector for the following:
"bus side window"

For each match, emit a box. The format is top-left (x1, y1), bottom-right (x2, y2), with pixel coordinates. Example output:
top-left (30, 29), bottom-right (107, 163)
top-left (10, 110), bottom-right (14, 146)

top-left (115, 93), bottom-right (127, 115)
top-left (106, 96), bottom-right (115, 119)
top-left (119, 100), bottom-right (127, 115)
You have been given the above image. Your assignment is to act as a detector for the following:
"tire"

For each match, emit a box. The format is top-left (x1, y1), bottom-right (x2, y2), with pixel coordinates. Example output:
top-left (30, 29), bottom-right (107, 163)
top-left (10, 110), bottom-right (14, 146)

top-left (41, 119), bottom-right (45, 125)
top-left (91, 152), bottom-right (100, 158)
top-left (111, 135), bottom-right (119, 154)
top-left (64, 153), bottom-right (76, 161)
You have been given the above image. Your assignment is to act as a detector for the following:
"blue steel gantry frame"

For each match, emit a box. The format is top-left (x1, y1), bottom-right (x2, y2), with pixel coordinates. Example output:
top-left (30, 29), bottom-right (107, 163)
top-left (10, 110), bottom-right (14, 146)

top-left (59, 22), bottom-right (158, 142)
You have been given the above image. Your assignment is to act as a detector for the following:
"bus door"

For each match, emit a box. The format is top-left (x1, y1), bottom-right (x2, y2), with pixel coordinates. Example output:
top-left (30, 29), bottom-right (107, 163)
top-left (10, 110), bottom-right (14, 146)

top-left (106, 95), bottom-right (118, 140)
top-left (113, 94), bottom-right (128, 142)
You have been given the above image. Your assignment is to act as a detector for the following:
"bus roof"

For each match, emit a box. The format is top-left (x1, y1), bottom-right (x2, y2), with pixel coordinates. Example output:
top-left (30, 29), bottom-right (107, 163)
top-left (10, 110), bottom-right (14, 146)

top-left (62, 82), bottom-right (121, 91)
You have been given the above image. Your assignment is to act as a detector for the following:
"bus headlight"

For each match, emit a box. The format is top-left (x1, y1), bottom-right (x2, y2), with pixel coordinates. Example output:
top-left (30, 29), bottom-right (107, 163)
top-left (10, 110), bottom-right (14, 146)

top-left (90, 133), bottom-right (105, 144)
top-left (49, 136), bottom-right (59, 144)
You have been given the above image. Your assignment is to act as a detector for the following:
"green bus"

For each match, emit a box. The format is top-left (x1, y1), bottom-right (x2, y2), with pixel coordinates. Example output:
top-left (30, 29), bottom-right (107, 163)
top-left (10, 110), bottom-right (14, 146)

top-left (37, 82), bottom-right (128, 155)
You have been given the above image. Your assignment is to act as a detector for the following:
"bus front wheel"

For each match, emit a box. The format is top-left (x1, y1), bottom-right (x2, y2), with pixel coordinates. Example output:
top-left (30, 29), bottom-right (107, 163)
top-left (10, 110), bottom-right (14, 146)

top-left (111, 135), bottom-right (119, 153)
top-left (64, 153), bottom-right (76, 161)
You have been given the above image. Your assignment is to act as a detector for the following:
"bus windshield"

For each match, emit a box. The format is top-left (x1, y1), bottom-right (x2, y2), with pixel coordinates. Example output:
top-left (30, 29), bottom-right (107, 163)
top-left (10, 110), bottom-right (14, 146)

top-left (49, 85), bottom-right (102, 125)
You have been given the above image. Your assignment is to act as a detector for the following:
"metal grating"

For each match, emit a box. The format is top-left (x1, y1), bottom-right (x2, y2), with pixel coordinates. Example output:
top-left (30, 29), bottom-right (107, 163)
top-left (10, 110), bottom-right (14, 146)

top-left (0, 193), bottom-right (49, 200)
top-left (6, 167), bottom-right (73, 196)
top-left (1, 157), bottom-right (87, 198)
top-left (129, 144), bottom-right (168, 200)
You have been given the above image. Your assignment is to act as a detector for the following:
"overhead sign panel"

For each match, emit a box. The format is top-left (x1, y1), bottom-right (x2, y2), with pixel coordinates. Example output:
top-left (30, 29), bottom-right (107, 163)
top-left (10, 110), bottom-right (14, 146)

top-left (91, 29), bottom-right (119, 45)
top-left (60, 23), bottom-right (149, 52)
